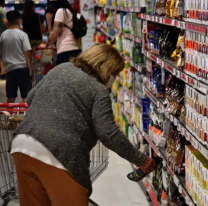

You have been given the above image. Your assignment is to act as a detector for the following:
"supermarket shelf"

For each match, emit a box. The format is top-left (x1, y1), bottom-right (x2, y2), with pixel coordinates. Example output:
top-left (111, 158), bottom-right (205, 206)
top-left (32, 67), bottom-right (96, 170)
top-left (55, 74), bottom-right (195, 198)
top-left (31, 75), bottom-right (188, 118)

top-left (124, 109), bottom-right (195, 206)
top-left (95, 4), bottom-right (141, 12)
top-left (5, 0), bottom-right (46, 4)
top-left (144, 86), bottom-right (208, 160)
top-left (143, 179), bottom-right (160, 206)
top-left (96, 26), bottom-right (116, 40)
top-left (142, 132), bottom-right (195, 206)
top-left (141, 14), bottom-right (207, 34)
top-left (117, 76), bottom-right (142, 107)
top-left (122, 33), bottom-right (142, 44)
top-left (144, 50), bottom-right (208, 95)
top-left (121, 53), bottom-right (145, 73)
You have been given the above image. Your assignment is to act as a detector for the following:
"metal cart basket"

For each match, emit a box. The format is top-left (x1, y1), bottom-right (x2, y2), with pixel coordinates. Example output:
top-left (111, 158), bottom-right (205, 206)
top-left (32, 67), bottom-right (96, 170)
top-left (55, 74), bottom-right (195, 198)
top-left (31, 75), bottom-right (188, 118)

top-left (0, 103), bottom-right (109, 206)
top-left (32, 47), bottom-right (56, 87)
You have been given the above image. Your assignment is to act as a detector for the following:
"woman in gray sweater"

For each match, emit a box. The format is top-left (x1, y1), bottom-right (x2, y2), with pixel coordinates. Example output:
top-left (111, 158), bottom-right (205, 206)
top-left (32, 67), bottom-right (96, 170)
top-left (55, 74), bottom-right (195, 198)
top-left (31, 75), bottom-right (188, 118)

top-left (11, 44), bottom-right (155, 206)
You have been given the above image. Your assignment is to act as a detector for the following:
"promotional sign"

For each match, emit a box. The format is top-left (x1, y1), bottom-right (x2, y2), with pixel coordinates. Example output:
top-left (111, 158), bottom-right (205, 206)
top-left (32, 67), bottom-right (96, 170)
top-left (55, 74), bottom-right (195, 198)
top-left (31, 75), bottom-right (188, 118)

top-left (80, 0), bottom-right (95, 50)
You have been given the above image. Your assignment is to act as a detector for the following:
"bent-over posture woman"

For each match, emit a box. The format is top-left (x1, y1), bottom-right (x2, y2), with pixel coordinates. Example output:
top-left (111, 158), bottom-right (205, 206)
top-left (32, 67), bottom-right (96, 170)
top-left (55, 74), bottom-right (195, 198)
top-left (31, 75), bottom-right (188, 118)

top-left (11, 44), bottom-right (155, 206)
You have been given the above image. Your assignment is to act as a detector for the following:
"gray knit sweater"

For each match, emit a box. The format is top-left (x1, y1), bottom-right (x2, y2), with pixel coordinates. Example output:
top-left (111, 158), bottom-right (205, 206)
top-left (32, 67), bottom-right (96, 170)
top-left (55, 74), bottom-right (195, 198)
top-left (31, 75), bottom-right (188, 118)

top-left (15, 63), bottom-right (147, 195)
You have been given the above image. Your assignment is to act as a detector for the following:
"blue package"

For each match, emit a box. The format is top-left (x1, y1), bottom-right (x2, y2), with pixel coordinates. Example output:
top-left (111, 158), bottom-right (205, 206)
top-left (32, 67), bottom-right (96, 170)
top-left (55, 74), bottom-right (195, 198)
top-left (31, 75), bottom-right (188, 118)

top-left (142, 98), bottom-right (150, 115)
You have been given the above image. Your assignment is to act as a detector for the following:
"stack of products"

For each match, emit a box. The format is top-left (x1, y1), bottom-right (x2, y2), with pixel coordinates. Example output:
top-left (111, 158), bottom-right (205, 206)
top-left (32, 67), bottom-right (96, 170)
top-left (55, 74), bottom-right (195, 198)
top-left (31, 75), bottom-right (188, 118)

top-left (95, 0), bottom-right (208, 205)
top-left (185, 30), bottom-right (208, 82)
top-left (185, 145), bottom-right (208, 205)
top-left (148, 26), bottom-right (184, 68)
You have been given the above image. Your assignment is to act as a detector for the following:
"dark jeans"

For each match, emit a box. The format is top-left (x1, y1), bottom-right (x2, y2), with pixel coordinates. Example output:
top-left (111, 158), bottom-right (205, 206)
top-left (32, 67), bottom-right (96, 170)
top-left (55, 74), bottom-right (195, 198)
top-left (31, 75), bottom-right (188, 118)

top-left (6, 68), bottom-right (31, 99)
top-left (56, 50), bottom-right (82, 65)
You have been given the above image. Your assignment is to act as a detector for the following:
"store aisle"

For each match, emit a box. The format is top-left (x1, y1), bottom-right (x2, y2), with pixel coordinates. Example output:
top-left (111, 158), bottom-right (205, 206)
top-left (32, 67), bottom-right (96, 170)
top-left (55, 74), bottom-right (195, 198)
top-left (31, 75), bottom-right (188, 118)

top-left (91, 150), bottom-right (151, 206)
top-left (8, 151), bottom-right (151, 206)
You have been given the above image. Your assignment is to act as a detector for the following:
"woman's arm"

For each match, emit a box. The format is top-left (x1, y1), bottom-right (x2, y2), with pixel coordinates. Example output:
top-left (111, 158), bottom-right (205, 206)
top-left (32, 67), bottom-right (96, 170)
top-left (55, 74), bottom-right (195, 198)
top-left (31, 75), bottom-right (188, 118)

top-left (42, 23), bottom-right (46, 33)
top-left (47, 21), bottom-right (63, 46)
top-left (46, 12), bottom-right (53, 32)
top-left (92, 88), bottom-right (154, 172)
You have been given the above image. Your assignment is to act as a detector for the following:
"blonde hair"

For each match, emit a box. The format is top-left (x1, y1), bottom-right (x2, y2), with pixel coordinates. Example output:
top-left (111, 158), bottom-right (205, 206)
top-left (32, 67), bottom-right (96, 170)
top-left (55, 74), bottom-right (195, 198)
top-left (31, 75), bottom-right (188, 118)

top-left (71, 44), bottom-right (125, 83)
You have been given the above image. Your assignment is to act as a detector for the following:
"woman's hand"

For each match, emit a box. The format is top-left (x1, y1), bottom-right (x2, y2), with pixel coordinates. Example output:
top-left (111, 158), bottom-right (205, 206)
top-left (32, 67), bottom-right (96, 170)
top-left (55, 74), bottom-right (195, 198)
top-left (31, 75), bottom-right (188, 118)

top-left (139, 156), bottom-right (156, 174)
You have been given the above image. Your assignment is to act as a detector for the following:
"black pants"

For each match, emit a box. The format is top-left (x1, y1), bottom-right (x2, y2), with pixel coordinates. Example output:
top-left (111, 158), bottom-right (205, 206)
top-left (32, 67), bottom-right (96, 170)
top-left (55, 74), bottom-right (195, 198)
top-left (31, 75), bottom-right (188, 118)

top-left (6, 68), bottom-right (31, 99)
top-left (56, 50), bottom-right (81, 65)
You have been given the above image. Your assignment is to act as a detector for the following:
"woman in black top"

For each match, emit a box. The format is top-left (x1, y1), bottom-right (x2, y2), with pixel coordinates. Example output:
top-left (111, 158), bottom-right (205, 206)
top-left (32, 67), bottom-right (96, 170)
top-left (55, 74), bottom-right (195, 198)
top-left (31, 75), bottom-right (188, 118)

top-left (45, 0), bottom-right (60, 32)
top-left (22, 1), bottom-right (45, 47)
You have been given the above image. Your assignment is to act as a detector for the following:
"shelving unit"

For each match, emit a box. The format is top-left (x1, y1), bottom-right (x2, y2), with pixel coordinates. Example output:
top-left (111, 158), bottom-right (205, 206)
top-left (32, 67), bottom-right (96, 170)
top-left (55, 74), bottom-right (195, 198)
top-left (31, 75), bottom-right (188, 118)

top-left (95, 1), bottom-right (208, 206)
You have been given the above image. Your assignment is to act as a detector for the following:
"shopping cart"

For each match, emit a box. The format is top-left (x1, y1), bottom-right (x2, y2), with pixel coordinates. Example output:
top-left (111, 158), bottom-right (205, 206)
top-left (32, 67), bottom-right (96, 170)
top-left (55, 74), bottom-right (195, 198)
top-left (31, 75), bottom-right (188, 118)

top-left (32, 47), bottom-right (56, 87)
top-left (0, 103), bottom-right (109, 206)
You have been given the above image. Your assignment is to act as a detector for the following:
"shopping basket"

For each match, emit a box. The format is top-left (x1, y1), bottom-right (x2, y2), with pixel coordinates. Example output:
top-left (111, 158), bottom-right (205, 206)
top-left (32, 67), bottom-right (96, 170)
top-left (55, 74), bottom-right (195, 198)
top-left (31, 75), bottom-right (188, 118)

top-left (32, 47), bottom-right (56, 87)
top-left (0, 103), bottom-right (109, 206)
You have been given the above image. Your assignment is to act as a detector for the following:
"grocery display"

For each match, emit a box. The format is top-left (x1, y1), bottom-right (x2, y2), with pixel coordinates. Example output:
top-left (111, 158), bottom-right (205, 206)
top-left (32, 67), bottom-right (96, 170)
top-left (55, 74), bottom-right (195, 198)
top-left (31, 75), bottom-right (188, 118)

top-left (95, 0), bottom-right (208, 205)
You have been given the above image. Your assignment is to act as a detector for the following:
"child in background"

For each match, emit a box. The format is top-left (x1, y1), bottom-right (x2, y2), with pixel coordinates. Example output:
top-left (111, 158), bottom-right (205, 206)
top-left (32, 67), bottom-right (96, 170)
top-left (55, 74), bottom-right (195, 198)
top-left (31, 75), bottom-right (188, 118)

top-left (0, 10), bottom-right (32, 103)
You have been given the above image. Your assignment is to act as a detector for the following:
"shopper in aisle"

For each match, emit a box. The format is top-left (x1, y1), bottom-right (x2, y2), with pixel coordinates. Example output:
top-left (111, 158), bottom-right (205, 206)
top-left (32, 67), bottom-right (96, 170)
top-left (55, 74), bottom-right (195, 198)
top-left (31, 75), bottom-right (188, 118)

top-left (0, 11), bottom-right (32, 103)
top-left (22, 1), bottom-right (46, 49)
top-left (47, 0), bottom-right (81, 65)
top-left (11, 44), bottom-right (155, 206)
top-left (0, 0), bottom-right (9, 78)
top-left (45, 0), bottom-right (60, 32)
top-left (0, 0), bottom-right (8, 36)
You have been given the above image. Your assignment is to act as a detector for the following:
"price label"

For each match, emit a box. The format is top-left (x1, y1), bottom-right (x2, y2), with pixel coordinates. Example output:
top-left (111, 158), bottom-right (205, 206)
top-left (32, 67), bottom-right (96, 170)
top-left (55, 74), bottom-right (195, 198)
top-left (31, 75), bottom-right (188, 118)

top-left (181, 127), bottom-right (185, 136)
top-left (159, 17), bottom-right (163, 24)
top-left (171, 19), bottom-right (176, 26)
top-left (156, 58), bottom-right (161, 65)
top-left (163, 160), bottom-right (166, 167)
top-left (141, 14), bottom-right (144, 19)
top-left (191, 137), bottom-right (199, 149)
top-left (174, 117), bottom-right (178, 126)
top-left (185, 75), bottom-right (188, 83)
top-left (14, 1), bottom-right (19, 3)
top-left (173, 68), bottom-right (176, 76)
top-left (173, 175), bottom-right (179, 187)
top-left (193, 80), bottom-right (197, 89)
top-left (147, 52), bottom-right (150, 58)
top-left (184, 130), bottom-right (189, 141)
top-left (161, 61), bottom-right (165, 68)
top-left (177, 123), bottom-right (181, 132)
top-left (176, 70), bottom-right (181, 78)
top-left (185, 196), bottom-right (190, 205)
top-left (151, 16), bottom-right (155, 22)
top-left (178, 184), bottom-right (182, 194)
top-left (155, 16), bottom-right (158, 22)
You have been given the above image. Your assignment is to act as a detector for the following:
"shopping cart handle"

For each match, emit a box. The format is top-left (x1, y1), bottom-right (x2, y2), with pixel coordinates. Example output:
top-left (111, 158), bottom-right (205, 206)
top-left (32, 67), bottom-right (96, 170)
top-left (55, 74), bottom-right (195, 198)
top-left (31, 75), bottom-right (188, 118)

top-left (0, 103), bottom-right (28, 107)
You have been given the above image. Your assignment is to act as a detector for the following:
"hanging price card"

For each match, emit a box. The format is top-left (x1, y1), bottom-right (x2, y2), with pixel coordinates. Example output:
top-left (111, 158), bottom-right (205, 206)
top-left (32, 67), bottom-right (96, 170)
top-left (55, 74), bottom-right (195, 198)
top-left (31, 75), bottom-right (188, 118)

top-left (178, 185), bottom-right (182, 194)
top-left (174, 117), bottom-right (178, 126)
top-left (181, 127), bottom-right (185, 136)
top-left (171, 19), bottom-right (176, 26)
top-left (177, 123), bottom-right (181, 132)
top-left (173, 175), bottom-right (179, 187)
top-left (170, 115), bottom-right (174, 122)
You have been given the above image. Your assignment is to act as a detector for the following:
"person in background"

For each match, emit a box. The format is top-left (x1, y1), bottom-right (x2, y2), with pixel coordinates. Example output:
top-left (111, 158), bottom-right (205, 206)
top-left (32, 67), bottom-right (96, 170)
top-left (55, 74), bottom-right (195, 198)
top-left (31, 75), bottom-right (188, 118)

top-left (22, 1), bottom-right (46, 49)
top-left (73, 0), bottom-right (80, 13)
top-left (0, 0), bottom-right (8, 36)
top-left (0, 0), bottom-right (9, 77)
top-left (45, 0), bottom-right (60, 32)
top-left (47, 0), bottom-right (81, 65)
top-left (11, 44), bottom-right (155, 206)
top-left (0, 11), bottom-right (32, 103)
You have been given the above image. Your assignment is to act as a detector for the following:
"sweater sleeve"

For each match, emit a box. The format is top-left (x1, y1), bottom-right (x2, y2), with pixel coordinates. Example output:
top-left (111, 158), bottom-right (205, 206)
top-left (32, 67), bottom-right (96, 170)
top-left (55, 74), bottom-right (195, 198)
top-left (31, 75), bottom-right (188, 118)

top-left (92, 89), bottom-right (147, 167)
